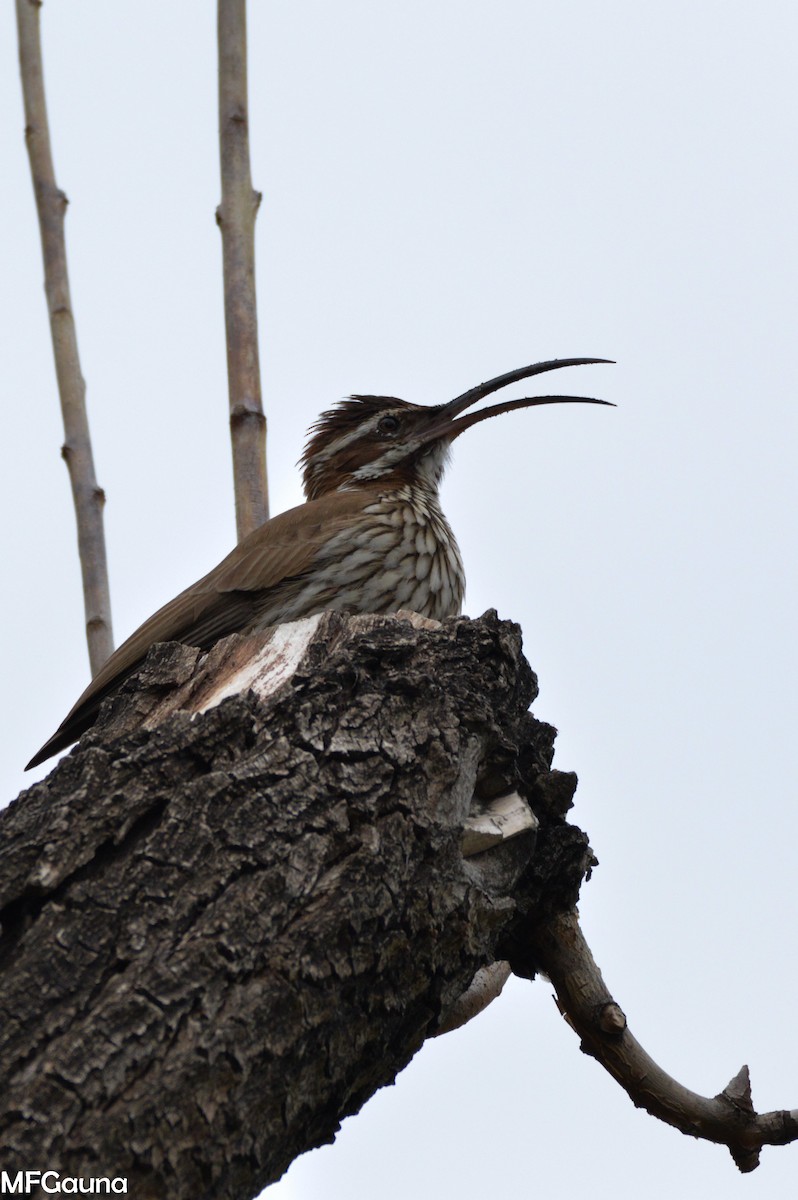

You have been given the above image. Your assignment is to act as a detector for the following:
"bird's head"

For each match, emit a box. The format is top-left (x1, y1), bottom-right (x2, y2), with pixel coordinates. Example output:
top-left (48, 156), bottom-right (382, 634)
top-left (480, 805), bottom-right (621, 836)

top-left (300, 357), bottom-right (614, 501)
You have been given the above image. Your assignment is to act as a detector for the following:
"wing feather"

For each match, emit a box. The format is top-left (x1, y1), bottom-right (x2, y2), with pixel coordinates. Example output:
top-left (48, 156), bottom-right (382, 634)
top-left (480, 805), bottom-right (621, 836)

top-left (26, 488), bottom-right (377, 768)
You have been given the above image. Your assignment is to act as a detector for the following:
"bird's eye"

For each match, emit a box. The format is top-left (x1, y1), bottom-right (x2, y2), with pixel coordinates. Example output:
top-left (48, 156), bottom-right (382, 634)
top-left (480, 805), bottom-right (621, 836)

top-left (377, 415), bottom-right (401, 436)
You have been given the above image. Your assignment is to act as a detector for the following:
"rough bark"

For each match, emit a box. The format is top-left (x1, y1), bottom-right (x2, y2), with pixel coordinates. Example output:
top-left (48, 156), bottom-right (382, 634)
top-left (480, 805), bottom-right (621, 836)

top-left (0, 612), bottom-right (587, 1199)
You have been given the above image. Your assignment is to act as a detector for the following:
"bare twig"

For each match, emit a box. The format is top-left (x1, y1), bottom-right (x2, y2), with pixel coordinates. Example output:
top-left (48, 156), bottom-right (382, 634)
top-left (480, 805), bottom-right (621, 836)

top-left (15, 0), bottom-right (114, 675)
top-left (528, 910), bottom-right (798, 1172)
top-left (217, 0), bottom-right (269, 538)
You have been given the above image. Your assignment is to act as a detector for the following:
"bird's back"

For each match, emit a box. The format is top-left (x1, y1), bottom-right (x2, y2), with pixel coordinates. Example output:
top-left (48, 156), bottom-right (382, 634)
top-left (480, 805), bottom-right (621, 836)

top-left (26, 482), bottom-right (463, 769)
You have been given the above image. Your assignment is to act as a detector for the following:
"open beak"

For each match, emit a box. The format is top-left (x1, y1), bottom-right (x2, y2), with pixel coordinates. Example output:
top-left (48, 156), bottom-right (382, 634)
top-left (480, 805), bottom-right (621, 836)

top-left (422, 356), bottom-right (615, 443)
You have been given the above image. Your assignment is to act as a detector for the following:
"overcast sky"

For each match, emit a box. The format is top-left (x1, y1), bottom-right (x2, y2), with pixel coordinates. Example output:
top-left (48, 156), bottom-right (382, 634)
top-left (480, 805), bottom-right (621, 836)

top-left (2, 2), bottom-right (797, 1197)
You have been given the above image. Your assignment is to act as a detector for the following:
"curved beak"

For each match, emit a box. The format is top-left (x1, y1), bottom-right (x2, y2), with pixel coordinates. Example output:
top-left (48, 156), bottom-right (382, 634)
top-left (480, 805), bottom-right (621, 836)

top-left (424, 356), bottom-right (615, 442)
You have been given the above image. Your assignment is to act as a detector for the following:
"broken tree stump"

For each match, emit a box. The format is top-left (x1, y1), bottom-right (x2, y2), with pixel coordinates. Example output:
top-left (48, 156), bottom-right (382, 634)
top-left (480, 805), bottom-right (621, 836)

top-left (0, 611), bottom-right (589, 1199)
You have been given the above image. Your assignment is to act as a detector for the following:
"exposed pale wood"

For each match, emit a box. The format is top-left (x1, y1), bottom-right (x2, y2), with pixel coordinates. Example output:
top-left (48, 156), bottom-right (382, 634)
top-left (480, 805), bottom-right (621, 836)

top-left (15, 0), bottom-right (113, 673)
top-left (434, 961), bottom-right (513, 1036)
top-left (462, 791), bottom-right (539, 856)
top-left (217, 0), bottom-right (269, 537)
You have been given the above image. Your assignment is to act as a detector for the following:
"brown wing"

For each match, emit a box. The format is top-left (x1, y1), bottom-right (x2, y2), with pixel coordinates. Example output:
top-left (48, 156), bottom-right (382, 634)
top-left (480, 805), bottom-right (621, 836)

top-left (26, 488), bottom-right (377, 769)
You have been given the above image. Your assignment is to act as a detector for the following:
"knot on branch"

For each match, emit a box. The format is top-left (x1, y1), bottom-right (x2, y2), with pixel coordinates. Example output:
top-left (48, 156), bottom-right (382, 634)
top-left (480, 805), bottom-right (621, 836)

top-left (597, 1001), bottom-right (627, 1035)
top-left (229, 402), bottom-right (266, 428)
top-left (35, 180), bottom-right (69, 211)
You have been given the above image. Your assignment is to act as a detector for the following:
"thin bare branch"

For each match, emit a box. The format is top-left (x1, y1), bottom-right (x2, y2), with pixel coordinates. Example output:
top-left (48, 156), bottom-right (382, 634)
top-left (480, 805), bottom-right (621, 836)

top-left (528, 910), bottom-right (798, 1172)
top-left (15, 0), bottom-right (114, 675)
top-left (217, 0), bottom-right (269, 538)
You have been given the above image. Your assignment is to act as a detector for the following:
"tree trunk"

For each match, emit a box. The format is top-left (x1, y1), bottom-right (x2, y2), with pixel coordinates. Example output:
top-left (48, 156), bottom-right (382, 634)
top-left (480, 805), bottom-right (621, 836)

top-left (0, 612), bottom-right (589, 1199)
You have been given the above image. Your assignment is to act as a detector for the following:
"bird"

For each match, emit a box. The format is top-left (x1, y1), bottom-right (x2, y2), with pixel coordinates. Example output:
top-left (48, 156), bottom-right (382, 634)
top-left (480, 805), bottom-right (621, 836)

top-left (26, 356), bottom-right (613, 770)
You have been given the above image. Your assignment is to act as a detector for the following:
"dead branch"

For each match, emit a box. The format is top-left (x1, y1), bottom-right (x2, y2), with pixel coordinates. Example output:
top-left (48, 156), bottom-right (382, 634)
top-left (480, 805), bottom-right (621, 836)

top-left (217, 0), bottom-right (269, 538)
top-left (15, 0), bottom-right (114, 675)
top-left (520, 909), bottom-right (798, 1173)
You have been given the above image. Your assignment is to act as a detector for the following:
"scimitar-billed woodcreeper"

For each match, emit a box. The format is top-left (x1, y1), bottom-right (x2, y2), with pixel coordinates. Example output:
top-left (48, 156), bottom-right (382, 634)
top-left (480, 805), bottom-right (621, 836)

top-left (27, 357), bottom-right (613, 769)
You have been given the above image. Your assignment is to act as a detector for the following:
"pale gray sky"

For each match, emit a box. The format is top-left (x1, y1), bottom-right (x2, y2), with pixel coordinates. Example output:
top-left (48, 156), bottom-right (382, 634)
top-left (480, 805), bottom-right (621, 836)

top-left (2, 3), bottom-right (797, 1198)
